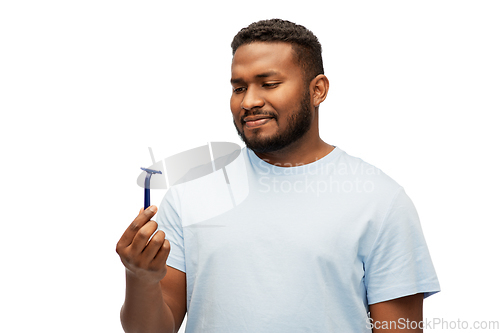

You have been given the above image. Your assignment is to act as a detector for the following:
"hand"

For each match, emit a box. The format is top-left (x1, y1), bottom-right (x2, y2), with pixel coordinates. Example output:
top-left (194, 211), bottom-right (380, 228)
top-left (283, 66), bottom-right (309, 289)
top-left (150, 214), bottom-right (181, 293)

top-left (116, 206), bottom-right (171, 284)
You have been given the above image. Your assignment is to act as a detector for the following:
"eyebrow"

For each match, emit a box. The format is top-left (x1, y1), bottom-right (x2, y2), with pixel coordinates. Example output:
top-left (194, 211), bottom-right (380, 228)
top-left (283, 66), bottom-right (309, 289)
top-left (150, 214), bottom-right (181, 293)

top-left (256, 71), bottom-right (281, 78)
top-left (230, 71), bottom-right (281, 84)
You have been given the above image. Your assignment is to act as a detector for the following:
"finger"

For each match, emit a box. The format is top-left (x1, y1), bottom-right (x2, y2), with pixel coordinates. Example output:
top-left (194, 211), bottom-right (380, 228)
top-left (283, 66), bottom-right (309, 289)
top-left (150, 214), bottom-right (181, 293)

top-left (151, 238), bottom-right (171, 269)
top-left (129, 220), bottom-right (158, 255)
top-left (117, 206), bottom-right (158, 248)
top-left (141, 230), bottom-right (165, 262)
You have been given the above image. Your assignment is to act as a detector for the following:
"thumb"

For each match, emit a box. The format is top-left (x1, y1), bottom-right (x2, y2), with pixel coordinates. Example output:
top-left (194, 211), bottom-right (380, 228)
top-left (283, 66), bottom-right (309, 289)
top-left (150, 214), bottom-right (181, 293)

top-left (144, 205), bottom-right (158, 218)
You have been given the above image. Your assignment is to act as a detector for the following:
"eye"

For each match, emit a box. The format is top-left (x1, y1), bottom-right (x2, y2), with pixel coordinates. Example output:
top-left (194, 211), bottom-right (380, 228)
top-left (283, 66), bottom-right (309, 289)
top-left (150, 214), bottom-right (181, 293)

top-left (263, 82), bottom-right (280, 89)
top-left (232, 87), bottom-right (246, 94)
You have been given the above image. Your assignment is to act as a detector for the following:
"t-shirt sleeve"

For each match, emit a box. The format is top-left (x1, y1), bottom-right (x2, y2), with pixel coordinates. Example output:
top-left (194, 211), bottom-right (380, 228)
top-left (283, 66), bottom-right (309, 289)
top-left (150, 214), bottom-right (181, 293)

top-left (156, 188), bottom-right (186, 273)
top-left (364, 187), bottom-right (440, 305)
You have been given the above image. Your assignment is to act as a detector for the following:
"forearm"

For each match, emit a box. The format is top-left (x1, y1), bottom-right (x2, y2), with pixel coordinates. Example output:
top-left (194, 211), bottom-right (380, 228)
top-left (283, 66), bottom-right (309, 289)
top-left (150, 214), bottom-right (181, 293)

top-left (369, 293), bottom-right (424, 332)
top-left (120, 271), bottom-right (176, 333)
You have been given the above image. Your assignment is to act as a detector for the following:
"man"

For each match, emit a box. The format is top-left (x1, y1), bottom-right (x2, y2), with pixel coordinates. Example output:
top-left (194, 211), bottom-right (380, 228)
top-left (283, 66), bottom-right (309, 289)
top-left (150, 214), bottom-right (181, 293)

top-left (116, 19), bottom-right (440, 332)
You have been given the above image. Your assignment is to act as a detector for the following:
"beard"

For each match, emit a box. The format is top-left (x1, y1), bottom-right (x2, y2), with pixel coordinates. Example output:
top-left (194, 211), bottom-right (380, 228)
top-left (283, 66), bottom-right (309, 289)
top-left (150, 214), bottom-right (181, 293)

top-left (233, 89), bottom-right (313, 154)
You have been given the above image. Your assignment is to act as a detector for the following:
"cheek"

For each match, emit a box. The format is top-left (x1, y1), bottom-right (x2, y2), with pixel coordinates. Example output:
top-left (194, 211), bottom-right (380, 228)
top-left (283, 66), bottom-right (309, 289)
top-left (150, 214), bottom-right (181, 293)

top-left (230, 96), bottom-right (241, 119)
top-left (272, 85), bottom-right (305, 110)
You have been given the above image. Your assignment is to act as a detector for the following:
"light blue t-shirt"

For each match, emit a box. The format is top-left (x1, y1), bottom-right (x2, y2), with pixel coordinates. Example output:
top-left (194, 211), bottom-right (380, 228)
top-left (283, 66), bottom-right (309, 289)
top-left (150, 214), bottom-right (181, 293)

top-left (156, 147), bottom-right (440, 332)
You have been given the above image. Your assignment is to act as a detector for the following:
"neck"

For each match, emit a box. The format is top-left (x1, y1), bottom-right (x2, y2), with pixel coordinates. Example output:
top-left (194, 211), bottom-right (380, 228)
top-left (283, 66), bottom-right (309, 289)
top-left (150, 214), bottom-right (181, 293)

top-left (253, 136), bottom-right (334, 167)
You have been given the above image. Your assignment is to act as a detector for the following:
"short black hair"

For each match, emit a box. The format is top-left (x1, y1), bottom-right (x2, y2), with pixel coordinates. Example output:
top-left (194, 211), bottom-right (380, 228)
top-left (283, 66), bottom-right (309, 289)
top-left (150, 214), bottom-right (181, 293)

top-left (231, 19), bottom-right (324, 84)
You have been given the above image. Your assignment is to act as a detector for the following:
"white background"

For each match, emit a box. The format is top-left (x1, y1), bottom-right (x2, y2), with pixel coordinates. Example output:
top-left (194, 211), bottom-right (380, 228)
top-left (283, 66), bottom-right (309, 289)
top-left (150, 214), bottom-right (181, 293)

top-left (1, 1), bottom-right (499, 332)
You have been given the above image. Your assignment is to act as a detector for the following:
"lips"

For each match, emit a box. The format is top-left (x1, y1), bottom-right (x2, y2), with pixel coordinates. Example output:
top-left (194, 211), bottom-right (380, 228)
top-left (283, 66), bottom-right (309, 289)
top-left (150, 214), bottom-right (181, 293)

top-left (243, 115), bottom-right (275, 128)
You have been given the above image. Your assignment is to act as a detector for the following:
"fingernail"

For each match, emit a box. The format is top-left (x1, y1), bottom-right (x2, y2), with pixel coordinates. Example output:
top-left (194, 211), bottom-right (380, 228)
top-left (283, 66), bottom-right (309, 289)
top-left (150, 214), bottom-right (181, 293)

top-left (148, 205), bottom-right (157, 213)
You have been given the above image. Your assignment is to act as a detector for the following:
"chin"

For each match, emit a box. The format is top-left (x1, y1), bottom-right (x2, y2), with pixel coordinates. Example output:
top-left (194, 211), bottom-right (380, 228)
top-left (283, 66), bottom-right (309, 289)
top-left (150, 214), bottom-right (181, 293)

top-left (244, 135), bottom-right (290, 154)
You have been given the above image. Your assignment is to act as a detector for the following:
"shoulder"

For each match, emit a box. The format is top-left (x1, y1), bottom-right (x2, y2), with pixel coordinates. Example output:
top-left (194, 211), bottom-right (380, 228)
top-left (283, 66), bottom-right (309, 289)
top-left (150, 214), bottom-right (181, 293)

top-left (331, 147), bottom-right (403, 200)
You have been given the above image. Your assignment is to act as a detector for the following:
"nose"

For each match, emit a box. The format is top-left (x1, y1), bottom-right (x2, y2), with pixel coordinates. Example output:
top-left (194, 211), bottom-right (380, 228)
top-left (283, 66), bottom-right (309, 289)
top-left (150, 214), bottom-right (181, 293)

top-left (241, 86), bottom-right (264, 111)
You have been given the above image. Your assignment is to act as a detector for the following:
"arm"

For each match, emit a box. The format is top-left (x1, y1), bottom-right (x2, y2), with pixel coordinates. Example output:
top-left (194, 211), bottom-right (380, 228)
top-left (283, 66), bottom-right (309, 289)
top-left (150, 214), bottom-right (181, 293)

top-left (368, 293), bottom-right (423, 332)
top-left (117, 206), bottom-right (187, 333)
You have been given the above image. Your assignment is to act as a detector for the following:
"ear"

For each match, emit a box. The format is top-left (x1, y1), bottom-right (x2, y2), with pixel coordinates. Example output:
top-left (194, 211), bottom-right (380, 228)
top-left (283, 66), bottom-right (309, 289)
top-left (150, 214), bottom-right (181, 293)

top-left (310, 74), bottom-right (329, 108)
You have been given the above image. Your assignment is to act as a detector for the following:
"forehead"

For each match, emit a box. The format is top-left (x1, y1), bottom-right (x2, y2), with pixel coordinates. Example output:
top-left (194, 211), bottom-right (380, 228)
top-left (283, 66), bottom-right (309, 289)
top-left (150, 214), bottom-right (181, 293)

top-left (231, 42), bottom-right (301, 78)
